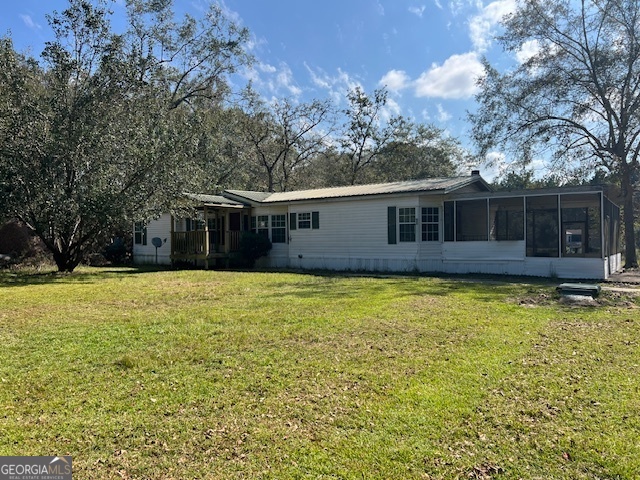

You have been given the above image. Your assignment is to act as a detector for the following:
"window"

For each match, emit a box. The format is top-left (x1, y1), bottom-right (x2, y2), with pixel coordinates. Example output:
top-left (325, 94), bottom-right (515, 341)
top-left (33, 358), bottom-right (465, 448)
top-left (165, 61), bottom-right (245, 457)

top-left (399, 207), bottom-right (416, 242)
top-left (271, 214), bottom-right (286, 243)
top-left (456, 199), bottom-right (488, 241)
top-left (421, 207), bottom-right (439, 241)
top-left (296, 211), bottom-right (319, 230)
top-left (490, 197), bottom-right (524, 241)
top-left (186, 217), bottom-right (205, 231)
top-left (134, 222), bottom-right (147, 245)
top-left (298, 212), bottom-right (311, 229)
top-left (257, 215), bottom-right (269, 238)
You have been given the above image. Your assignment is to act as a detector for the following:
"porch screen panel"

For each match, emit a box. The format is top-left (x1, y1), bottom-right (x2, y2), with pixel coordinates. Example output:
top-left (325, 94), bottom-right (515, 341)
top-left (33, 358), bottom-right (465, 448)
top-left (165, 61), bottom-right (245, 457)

top-left (456, 199), bottom-right (488, 241)
top-left (603, 197), bottom-right (621, 255)
top-left (560, 193), bottom-right (601, 258)
top-left (443, 202), bottom-right (454, 242)
top-left (490, 197), bottom-right (524, 241)
top-left (526, 195), bottom-right (559, 257)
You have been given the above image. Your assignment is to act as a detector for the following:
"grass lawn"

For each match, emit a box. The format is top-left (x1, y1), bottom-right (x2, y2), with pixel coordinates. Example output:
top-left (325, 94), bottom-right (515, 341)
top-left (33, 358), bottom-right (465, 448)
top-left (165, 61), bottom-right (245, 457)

top-left (0, 267), bottom-right (638, 479)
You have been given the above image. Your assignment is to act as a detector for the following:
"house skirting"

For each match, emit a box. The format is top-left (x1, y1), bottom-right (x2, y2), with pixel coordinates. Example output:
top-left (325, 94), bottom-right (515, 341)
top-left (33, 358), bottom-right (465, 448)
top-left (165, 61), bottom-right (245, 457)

top-left (257, 254), bottom-right (617, 280)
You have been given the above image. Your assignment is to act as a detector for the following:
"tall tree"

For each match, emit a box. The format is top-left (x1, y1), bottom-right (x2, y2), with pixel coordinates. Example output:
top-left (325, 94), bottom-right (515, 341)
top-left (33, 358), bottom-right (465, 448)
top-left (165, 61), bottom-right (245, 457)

top-left (373, 123), bottom-right (461, 182)
top-left (0, 0), bottom-right (250, 272)
top-left (470, 0), bottom-right (640, 267)
top-left (340, 86), bottom-right (403, 185)
top-left (242, 88), bottom-right (334, 192)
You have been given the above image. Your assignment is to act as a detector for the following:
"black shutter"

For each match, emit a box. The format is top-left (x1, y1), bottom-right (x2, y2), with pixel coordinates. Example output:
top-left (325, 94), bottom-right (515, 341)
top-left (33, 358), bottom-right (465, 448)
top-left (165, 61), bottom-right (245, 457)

top-left (312, 211), bottom-right (320, 229)
top-left (289, 212), bottom-right (297, 230)
top-left (387, 207), bottom-right (397, 244)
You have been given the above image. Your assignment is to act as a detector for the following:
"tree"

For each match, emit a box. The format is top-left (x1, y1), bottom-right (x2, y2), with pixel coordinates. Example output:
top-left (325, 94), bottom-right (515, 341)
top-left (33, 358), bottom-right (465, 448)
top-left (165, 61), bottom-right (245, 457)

top-left (340, 86), bottom-right (403, 185)
top-left (241, 87), bottom-right (334, 192)
top-left (373, 122), bottom-right (461, 182)
top-left (0, 0), bottom-right (250, 272)
top-left (470, 0), bottom-right (640, 267)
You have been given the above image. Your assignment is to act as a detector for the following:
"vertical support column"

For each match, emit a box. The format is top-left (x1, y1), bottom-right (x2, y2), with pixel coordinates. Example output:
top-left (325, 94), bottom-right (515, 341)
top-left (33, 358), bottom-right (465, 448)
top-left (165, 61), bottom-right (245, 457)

top-left (204, 205), bottom-right (210, 270)
top-left (557, 194), bottom-right (562, 258)
top-left (170, 214), bottom-right (175, 264)
top-left (225, 210), bottom-right (231, 254)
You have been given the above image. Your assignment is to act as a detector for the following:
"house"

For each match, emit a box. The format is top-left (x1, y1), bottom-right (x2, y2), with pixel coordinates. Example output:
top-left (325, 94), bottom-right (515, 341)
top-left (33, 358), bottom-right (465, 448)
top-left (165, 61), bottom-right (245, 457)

top-left (133, 172), bottom-right (622, 279)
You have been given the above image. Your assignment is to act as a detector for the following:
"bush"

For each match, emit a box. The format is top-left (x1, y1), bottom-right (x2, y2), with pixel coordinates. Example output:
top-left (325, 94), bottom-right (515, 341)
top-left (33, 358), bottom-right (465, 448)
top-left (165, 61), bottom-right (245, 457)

top-left (238, 232), bottom-right (272, 268)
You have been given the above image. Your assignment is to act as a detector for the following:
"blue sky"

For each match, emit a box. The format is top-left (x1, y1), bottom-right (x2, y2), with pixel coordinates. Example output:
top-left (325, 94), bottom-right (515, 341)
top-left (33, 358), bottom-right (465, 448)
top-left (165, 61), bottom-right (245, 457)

top-left (0, 0), bottom-right (527, 178)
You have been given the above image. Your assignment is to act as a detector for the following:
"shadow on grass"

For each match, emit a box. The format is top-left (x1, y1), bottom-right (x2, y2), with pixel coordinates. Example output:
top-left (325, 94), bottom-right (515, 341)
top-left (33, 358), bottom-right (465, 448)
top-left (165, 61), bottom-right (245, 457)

top-left (245, 269), bottom-right (560, 304)
top-left (0, 264), bottom-right (174, 288)
top-left (0, 264), bottom-right (561, 305)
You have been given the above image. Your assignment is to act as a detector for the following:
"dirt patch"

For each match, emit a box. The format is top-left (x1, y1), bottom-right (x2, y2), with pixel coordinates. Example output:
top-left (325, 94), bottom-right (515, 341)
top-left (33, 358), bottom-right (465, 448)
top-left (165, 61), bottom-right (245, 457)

top-left (510, 289), bottom-right (638, 308)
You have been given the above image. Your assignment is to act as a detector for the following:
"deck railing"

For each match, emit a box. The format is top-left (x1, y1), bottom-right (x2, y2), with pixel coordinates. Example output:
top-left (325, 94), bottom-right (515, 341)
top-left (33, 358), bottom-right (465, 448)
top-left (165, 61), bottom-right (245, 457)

top-left (173, 231), bottom-right (207, 255)
top-left (227, 230), bottom-right (242, 252)
top-left (172, 230), bottom-right (242, 256)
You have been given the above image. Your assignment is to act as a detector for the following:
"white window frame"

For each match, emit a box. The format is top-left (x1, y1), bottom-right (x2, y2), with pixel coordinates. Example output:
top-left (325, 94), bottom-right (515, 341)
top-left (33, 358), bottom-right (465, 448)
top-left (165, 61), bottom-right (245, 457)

top-left (398, 207), bottom-right (416, 242)
top-left (421, 207), bottom-right (439, 242)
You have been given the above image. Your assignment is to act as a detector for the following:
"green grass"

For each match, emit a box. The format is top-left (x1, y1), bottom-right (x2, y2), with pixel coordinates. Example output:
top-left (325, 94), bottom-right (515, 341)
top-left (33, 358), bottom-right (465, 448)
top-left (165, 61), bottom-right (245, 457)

top-left (0, 267), bottom-right (638, 479)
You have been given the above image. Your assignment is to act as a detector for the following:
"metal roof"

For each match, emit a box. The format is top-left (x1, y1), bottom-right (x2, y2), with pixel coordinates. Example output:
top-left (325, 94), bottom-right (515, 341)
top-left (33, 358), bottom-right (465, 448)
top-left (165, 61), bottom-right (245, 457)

top-left (182, 193), bottom-right (247, 207)
top-left (225, 176), bottom-right (488, 204)
top-left (222, 190), bottom-right (273, 203)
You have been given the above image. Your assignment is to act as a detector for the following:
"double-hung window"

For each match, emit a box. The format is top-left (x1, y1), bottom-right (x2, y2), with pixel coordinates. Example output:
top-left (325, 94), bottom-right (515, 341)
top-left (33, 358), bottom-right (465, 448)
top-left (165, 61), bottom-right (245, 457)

top-left (271, 214), bottom-right (287, 243)
top-left (421, 207), bottom-right (439, 241)
top-left (298, 212), bottom-right (311, 229)
top-left (257, 215), bottom-right (269, 238)
top-left (134, 222), bottom-right (147, 245)
top-left (399, 207), bottom-right (416, 242)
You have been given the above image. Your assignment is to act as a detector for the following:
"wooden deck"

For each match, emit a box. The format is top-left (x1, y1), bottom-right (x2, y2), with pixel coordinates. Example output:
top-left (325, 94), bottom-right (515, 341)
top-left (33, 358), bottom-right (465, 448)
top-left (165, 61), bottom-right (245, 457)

top-left (170, 230), bottom-right (243, 267)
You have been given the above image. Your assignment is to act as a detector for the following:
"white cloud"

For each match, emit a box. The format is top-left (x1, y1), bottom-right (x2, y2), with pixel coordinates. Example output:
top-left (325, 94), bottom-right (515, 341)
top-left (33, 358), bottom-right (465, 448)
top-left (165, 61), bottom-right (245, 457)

top-left (468, 0), bottom-right (516, 52)
top-left (379, 70), bottom-right (410, 93)
top-left (409, 5), bottom-right (427, 17)
top-left (380, 97), bottom-right (402, 122)
top-left (434, 0), bottom-right (444, 10)
top-left (515, 39), bottom-right (541, 64)
top-left (240, 62), bottom-right (302, 100)
top-left (274, 63), bottom-right (302, 98)
top-left (436, 104), bottom-right (452, 122)
top-left (304, 63), bottom-right (362, 105)
top-left (414, 52), bottom-right (485, 99)
top-left (376, 1), bottom-right (385, 15)
top-left (20, 14), bottom-right (41, 31)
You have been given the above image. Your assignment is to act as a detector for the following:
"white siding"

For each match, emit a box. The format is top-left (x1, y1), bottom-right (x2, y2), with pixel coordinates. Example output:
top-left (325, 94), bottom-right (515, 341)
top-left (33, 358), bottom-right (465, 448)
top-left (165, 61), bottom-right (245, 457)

top-left (605, 253), bottom-right (622, 277)
top-left (288, 196), bottom-right (420, 271)
top-left (523, 257), bottom-right (606, 279)
top-left (133, 214), bottom-right (172, 265)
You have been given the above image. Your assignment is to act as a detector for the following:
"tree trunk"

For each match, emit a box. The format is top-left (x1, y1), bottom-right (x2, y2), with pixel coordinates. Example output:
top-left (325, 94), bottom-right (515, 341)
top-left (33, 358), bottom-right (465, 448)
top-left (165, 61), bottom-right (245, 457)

top-left (52, 249), bottom-right (82, 273)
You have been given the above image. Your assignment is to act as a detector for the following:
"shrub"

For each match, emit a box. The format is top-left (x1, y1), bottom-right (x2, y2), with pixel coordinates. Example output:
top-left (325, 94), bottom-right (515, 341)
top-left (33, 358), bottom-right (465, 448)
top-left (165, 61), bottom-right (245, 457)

top-left (238, 232), bottom-right (272, 268)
